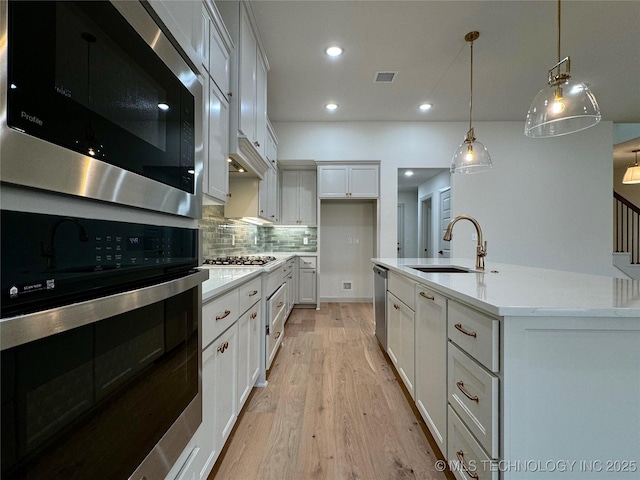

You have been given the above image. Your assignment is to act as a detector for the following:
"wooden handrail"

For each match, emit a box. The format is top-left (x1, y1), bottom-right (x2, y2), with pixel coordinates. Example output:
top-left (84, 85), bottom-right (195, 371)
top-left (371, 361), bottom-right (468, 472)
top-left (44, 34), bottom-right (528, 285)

top-left (614, 191), bottom-right (640, 265)
top-left (614, 191), bottom-right (640, 215)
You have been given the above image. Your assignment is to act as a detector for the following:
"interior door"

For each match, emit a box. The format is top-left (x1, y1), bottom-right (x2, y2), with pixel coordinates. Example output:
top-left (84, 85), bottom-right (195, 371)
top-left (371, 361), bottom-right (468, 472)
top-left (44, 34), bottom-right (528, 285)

top-left (397, 204), bottom-right (405, 258)
top-left (439, 187), bottom-right (451, 258)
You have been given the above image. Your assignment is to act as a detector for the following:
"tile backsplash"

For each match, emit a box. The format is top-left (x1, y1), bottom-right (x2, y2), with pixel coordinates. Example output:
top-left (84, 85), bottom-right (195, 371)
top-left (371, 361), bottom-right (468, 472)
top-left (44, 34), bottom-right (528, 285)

top-left (200, 205), bottom-right (317, 259)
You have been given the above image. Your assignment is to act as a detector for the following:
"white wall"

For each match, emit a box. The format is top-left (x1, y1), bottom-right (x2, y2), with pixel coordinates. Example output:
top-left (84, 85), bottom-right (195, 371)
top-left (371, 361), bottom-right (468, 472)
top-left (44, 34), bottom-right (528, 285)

top-left (398, 190), bottom-right (418, 258)
top-left (319, 200), bottom-right (375, 301)
top-left (274, 120), bottom-right (620, 277)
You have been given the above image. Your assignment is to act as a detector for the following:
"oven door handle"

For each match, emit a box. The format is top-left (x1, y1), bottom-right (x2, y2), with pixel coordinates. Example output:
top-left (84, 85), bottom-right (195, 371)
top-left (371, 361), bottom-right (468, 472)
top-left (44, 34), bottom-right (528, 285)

top-left (0, 269), bottom-right (209, 351)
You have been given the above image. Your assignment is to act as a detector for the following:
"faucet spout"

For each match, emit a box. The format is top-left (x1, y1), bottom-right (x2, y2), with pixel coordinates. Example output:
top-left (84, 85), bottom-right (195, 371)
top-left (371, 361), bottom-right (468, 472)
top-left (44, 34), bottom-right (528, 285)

top-left (442, 215), bottom-right (487, 270)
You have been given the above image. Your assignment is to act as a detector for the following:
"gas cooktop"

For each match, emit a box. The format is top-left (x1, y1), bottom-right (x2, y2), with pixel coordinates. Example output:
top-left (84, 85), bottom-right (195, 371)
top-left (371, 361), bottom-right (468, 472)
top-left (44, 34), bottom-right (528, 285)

top-left (203, 255), bottom-right (277, 267)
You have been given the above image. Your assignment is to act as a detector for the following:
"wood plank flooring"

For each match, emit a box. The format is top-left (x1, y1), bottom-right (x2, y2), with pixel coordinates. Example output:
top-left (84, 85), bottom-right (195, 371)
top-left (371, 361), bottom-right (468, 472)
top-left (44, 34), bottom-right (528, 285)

top-left (210, 303), bottom-right (448, 480)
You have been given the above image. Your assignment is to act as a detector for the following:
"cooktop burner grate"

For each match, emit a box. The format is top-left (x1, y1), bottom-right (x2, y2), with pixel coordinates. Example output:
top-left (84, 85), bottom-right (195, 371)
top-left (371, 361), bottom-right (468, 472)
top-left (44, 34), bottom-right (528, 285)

top-left (203, 255), bottom-right (277, 266)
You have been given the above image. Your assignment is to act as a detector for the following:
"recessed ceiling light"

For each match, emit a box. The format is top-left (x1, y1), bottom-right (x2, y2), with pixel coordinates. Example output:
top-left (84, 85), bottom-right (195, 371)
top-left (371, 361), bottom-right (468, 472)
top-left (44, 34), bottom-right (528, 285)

top-left (404, 170), bottom-right (414, 177)
top-left (158, 103), bottom-right (170, 111)
top-left (325, 46), bottom-right (343, 57)
top-left (419, 103), bottom-right (433, 111)
top-left (325, 103), bottom-right (338, 111)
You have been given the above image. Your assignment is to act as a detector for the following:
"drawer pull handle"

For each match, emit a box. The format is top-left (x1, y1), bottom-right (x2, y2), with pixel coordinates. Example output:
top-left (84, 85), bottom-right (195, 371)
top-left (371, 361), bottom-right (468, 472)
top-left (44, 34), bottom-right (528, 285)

top-left (248, 290), bottom-right (258, 296)
top-left (217, 341), bottom-right (229, 353)
top-left (456, 381), bottom-right (479, 402)
top-left (454, 323), bottom-right (477, 338)
top-left (251, 312), bottom-right (257, 319)
top-left (216, 310), bottom-right (231, 321)
top-left (274, 331), bottom-right (281, 339)
top-left (393, 303), bottom-right (400, 310)
top-left (456, 450), bottom-right (479, 479)
top-left (419, 291), bottom-right (435, 301)
top-left (276, 302), bottom-right (284, 309)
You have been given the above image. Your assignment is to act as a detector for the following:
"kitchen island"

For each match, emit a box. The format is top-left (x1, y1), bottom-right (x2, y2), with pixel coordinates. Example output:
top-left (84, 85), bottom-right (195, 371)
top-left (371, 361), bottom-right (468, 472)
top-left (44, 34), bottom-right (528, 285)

top-left (373, 257), bottom-right (640, 480)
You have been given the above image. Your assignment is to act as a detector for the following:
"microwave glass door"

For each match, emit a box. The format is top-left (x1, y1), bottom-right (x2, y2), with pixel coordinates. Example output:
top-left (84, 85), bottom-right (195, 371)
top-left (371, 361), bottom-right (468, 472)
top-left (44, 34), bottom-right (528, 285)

top-left (7, 1), bottom-right (195, 193)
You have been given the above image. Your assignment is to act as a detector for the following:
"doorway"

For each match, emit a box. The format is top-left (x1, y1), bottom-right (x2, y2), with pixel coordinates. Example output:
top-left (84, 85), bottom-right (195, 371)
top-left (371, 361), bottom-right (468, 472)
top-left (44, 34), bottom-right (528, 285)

top-left (419, 196), bottom-right (432, 258)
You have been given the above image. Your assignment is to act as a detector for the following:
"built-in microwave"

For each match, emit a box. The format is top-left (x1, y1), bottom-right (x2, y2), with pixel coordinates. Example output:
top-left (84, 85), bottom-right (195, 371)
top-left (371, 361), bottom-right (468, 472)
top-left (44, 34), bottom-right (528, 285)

top-left (1, 0), bottom-right (202, 219)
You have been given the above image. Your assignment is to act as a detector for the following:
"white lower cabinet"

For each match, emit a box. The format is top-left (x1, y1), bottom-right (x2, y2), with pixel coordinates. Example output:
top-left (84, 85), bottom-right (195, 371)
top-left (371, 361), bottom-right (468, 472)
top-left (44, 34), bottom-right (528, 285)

top-left (386, 291), bottom-right (415, 398)
top-left (297, 256), bottom-right (317, 305)
top-left (415, 285), bottom-right (448, 457)
top-left (237, 303), bottom-right (260, 409)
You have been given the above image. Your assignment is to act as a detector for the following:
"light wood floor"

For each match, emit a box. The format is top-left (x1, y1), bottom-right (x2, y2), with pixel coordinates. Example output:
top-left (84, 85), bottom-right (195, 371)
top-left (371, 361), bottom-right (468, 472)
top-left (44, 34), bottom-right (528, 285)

top-left (210, 302), bottom-right (448, 480)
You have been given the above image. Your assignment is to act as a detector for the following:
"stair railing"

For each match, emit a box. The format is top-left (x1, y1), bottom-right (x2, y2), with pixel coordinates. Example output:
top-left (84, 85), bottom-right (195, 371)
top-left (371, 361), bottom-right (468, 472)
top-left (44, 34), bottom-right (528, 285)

top-left (614, 191), bottom-right (640, 264)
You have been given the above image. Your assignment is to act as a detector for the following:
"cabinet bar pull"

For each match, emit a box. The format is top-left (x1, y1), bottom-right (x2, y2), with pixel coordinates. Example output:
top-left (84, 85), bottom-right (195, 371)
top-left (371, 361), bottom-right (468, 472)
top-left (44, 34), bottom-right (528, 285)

top-left (217, 341), bottom-right (229, 354)
top-left (215, 310), bottom-right (231, 321)
top-left (456, 451), bottom-right (479, 479)
top-left (251, 312), bottom-right (257, 319)
top-left (276, 302), bottom-right (284, 309)
top-left (419, 291), bottom-right (435, 301)
top-left (454, 323), bottom-right (477, 338)
top-left (456, 381), bottom-right (479, 402)
top-left (393, 303), bottom-right (400, 310)
top-left (248, 290), bottom-right (258, 296)
top-left (274, 331), bottom-right (281, 339)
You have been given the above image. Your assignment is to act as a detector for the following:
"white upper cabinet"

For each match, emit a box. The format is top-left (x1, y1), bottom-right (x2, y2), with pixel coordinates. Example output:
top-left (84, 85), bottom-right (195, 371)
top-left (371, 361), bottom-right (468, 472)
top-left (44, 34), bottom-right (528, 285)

top-left (317, 163), bottom-right (379, 199)
top-left (147, 1), bottom-right (203, 72)
top-left (199, 1), bottom-right (233, 204)
top-left (217, 0), bottom-right (270, 179)
top-left (280, 170), bottom-right (317, 226)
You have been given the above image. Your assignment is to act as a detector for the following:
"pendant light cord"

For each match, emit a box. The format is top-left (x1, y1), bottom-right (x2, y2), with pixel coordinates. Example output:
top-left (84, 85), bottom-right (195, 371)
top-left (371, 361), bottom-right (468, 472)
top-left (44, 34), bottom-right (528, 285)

top-left (469, 38), bottom-right (474, 132)
top-left (557, 0), bottom-right (562, 63)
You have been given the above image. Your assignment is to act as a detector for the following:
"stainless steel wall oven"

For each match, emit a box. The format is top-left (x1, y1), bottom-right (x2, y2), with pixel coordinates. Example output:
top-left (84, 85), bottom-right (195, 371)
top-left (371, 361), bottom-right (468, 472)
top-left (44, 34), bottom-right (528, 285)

top-left (0, 211), bottom-right (208, 480)
top-left (1, 0), bottom-right (202, 219)
top-left (1, 0), bottom-right (207, 478)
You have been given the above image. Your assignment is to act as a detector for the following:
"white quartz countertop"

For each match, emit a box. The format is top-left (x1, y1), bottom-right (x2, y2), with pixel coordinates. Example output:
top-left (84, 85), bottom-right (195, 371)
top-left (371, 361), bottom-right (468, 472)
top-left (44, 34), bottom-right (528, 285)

top-left (372, 258), bottom-right (640, 317)
top-left (201, 252), bottom-right (317, 302)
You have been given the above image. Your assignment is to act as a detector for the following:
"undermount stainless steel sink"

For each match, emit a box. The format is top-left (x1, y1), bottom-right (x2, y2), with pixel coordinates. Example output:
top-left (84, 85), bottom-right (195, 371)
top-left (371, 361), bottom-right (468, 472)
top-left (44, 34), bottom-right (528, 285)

top-left (408, 265), bottom-right (471, 273)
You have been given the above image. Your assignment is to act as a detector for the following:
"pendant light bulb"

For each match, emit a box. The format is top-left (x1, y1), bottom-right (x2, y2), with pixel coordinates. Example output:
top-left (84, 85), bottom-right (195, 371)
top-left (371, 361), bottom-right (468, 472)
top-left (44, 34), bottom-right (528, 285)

top-left (525, 0), bottom-right (600, 138)
top-left (451, 32), bottom-right (492, 174)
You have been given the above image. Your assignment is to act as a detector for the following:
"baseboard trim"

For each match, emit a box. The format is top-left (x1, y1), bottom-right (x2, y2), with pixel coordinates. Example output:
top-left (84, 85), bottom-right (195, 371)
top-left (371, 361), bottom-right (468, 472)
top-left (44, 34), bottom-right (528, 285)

top-left (320, 296), bottom-right (373, 303)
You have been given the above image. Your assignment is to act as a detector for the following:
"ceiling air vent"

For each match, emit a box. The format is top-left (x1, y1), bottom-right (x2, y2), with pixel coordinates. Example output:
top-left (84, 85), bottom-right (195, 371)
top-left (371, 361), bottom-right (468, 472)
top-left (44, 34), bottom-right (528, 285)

top-left (374, 71), bottom-right (397, 83)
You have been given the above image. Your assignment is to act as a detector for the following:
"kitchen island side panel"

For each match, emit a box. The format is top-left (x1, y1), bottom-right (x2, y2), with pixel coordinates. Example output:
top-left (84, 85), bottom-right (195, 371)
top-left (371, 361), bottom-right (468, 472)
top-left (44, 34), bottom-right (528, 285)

top-left (502, 315), bottom-right (640, 479)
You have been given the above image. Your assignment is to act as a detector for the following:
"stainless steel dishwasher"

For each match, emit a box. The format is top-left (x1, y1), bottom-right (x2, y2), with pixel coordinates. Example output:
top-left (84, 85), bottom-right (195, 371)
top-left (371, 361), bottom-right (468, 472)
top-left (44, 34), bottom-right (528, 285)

top-left (373, 265), bottom-right (388, 349)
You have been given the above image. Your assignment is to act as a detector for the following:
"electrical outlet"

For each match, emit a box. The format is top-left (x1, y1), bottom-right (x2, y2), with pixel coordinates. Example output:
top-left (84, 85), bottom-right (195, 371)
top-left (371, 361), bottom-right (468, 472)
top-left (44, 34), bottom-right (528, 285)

top-left (347, 237), bottom-right (353, 245)
top-left (472, 232), bottom-right (478, 241)
top-left (342, 281), bottom-right (352, 291)
top-left (303, 237), bottom-right (309, 245)
top-left (232, 234), bottom-right (235, 246)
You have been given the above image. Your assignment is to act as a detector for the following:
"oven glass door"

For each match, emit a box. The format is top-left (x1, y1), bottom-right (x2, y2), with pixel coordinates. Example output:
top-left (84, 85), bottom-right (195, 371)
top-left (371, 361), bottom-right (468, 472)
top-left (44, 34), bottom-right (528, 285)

top-left (0, 287), bottom-right (199, 480)
top-left (7, 1), bottom-right (195, 193)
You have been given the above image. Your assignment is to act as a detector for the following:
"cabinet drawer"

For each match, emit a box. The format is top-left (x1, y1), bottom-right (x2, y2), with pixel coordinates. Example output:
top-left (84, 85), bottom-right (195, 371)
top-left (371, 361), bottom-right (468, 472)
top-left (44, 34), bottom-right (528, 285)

top-left (388, 272), bottom-right (415, 310)
top-left (266, 265), bottom-right (285, 295)
top-left (448, 406), bottom-right (498, 480)
top-left (203, 288), bottom-right (239, 349)
top-left (238, 276), bottom-right (261, 315)
top-left (448, 342), bottom-right (498, 458)
top-left (448, 301), bottom-right (499, 372)
top-left (268, 284), bottom-right (287, 322)
top-left (298, 256), bottom-right (316, 269)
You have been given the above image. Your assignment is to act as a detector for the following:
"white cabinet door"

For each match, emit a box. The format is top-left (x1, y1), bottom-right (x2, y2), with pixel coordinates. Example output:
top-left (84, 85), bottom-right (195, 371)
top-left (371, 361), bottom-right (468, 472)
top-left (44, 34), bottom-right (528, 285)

top-left (415, 286), bottom-right (448, 456)
top-left (209, 12), bottom-right (231, 97)
top-left (237, 309), bottom-right (251, 409)
top-left (298, 171), bottom-right (317, 225)
top-left (205, 81), bottom-right (230, 202)
top-left (317, 165), bottom-right (349, 198)
top-left (298, 267), bottom-right (317, 304)
top-left (280, 170), bottom-right (316, 225)
top-left (249, 305), bottom-right (261, 387)
top-left (280, 170), bottom-right (299, 224)
top-left (211, 323), bottom-right (238, 455)
top-left (258, 166), bottom-right (278, 222)
top-left (349, 165), bottom-right (379, 198)
top-left (387, 291), bottom-right (415, 398)
top-left (254, 55), bottom-right (268, 158)
top-left (238, 5), bottom-right (257, 141)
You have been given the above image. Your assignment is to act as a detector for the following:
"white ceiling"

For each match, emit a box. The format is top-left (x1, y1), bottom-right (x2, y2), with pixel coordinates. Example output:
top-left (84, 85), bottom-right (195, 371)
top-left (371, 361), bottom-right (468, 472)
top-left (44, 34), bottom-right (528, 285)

top-left (248, 0), bottom-right (640, 153)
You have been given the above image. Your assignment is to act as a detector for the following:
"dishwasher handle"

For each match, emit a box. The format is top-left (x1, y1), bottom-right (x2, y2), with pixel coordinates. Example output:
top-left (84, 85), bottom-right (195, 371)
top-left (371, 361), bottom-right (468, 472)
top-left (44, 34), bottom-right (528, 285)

top-left (373, 265), bottom-right (388, 278)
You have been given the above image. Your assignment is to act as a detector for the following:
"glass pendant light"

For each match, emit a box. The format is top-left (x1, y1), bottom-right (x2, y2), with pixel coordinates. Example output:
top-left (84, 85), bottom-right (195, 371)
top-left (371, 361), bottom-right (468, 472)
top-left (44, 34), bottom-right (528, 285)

top-left (524, 0), bottom-right (601, 138)
top-left (451, 31), bottom-right (492, 174)
top-left (623, 150), bottom-right (640, 185)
